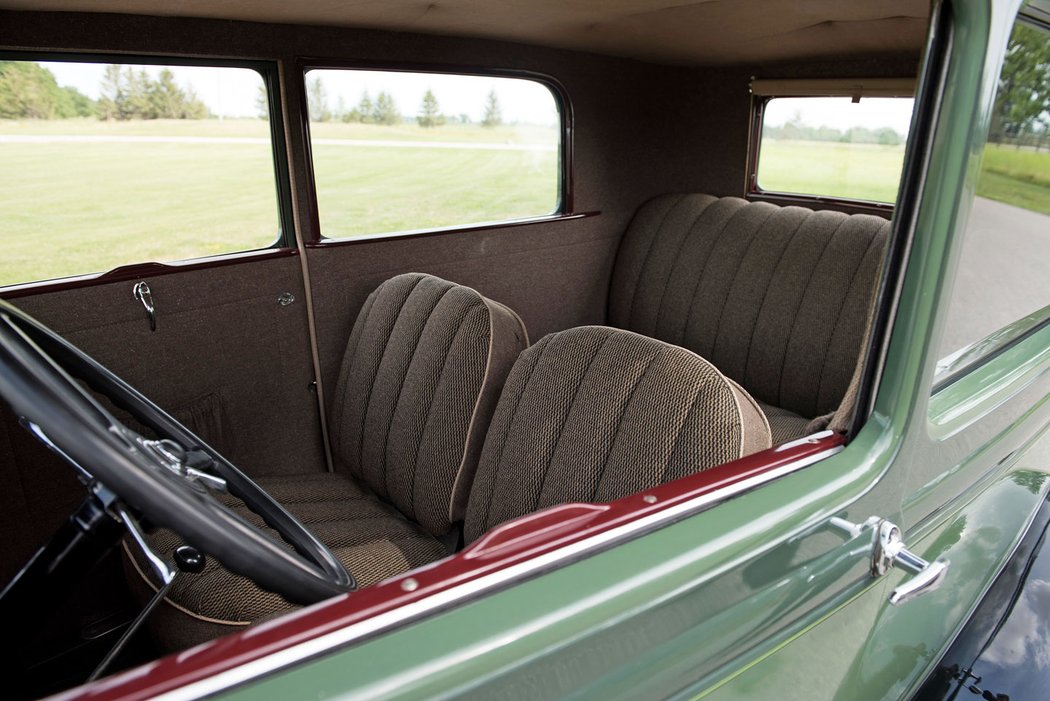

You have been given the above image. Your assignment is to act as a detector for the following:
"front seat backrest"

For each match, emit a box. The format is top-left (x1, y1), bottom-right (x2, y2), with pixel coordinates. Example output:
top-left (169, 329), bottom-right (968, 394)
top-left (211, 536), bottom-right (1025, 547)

top-left (609, 194), bottom-right (888, 419)
top-left (464, 326), bottom-right (771, 542)
top-left (329, 273), bottom-right (528, 536)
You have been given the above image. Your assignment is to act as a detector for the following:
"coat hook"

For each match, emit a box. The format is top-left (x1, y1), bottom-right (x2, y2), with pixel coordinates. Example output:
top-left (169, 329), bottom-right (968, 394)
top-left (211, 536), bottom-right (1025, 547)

top-left (132, 281), bottom-right (156, 332)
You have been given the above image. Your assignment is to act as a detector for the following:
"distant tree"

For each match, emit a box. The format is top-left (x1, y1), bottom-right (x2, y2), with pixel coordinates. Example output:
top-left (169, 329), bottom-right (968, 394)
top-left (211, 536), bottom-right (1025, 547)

top-left (0, 61), bottom-right (94, 119)
top-left (124, 68), bottom-right (154, 119)
top-left (990, 23), bottom-right (1050, 141)
top-left (96, 64), bottom-right (124, 121)
top-left (458, 113), bottom-right (470, 124)
top-left (179, 86), bottom-right (209, 119)
top-left (94, 64), bottom-right (207, 120)
top-left (307, 76), bottom-right (331, 122)
top-left (354, 91), bottom-right (374, 123)
top-left (148, 69), bottom-right (187, 119)
top-left (417, 89), bottom-right (445, 127)
top-left (373, 91), bottom-right (400, 125)
top-left (876, 127), bottom-right (902, 146)
top-left (481, 89), bottom-right (502, 127)
top-left (255, 84), bottom-right (268, 119)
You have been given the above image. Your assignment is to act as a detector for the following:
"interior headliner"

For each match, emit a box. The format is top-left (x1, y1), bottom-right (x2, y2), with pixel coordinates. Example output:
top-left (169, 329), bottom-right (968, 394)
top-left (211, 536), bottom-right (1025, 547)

top-left (0, 0), bottom-right (930, 66)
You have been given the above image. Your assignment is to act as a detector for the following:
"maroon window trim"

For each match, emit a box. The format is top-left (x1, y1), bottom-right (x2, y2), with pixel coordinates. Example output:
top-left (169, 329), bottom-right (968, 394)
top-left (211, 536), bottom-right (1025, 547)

top-left (56, 432), bottom-right (844, 701)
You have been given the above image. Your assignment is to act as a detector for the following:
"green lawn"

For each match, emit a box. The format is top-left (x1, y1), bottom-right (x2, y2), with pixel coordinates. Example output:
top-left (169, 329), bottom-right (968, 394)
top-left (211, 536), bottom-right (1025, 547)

top-left (758, 140), bottom-right (906, 203)
top-left (0, 118), bottom-right (558, 286)
top-left (6, 119), bottom-right (1041, 289)
top-left (977, 144), bottom-right (1050, 215)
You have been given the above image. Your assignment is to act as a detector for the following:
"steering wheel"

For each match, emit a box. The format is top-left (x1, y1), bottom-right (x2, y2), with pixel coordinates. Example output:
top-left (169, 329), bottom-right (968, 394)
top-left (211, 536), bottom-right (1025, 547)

top-left (0, 299), bottom-right (355, 605)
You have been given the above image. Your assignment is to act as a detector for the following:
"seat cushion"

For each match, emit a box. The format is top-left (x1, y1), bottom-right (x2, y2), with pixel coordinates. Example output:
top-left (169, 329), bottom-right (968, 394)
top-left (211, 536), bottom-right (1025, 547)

top-left (756, 400), bottom-right (812, 444)
top-left (328, 273), bottom-right (528, 535)
top-left (124, 473), bottom-right (447, 650)
top-left (464, 326), bottom-right (771, 543)
top-left (609, 194), bottom-right (888, 420)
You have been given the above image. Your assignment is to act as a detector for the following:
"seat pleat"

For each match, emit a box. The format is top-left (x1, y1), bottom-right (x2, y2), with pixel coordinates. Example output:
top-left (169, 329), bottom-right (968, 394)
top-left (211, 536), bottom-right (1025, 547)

top-left (465, 327), bottom-right (772, 543)
top-left (608, 194), bottom-right (687, 328)
top-left (627, 195), bottom-right (720, 335)
top-left (333, 274), bottom-right (424, 482)
top-left (380, 290), bottom-right (480, 513)
top-left (676, 200), bottom-right (776, 357)
top-left (779, 215), bottom-right (886, 417)
top-left (400, 303), bottom-right (489, 533)
top-left (610, 194), bottom-right (890, 423)
top-left (815, 221), bottom-right (890, 412)
top-left (709, 207), bottom-right (811, 383)
top-left (741, 210), bottom-right (846, 410)
top-left (535, 331), bottom-right (662, 509)
top-left (360, 278), bottom-right (454, 498)
top-left (475, 330), bottom-right (610, 536)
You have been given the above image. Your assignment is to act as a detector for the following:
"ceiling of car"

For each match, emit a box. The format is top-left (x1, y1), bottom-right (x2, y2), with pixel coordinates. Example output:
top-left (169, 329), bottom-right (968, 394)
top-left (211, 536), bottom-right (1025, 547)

top-left (0, 0), bottom-right (930, 66)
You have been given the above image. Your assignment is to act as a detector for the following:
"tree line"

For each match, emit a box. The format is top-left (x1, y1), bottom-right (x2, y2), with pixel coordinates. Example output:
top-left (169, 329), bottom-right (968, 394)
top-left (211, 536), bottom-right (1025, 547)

top-left (990, 23), bottom-right (1050, 142)
top-left (765, 116), bottom-right (904, 146)
top-left (306, 77), bottom-right (503, 128)
top-left (0, 62), bottom-right (209, 121)
top-left (0, 61), bottom-right (94, 119)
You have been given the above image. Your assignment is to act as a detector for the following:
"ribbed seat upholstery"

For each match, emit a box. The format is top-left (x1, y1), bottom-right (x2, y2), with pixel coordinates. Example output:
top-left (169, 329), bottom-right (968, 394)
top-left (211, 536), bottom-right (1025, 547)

top-left (464, 326), bottom-right (771, 542)
top-left (129, 273), bottom-right (528, 648)
top-left (609, 194), bottom-right (889, 439)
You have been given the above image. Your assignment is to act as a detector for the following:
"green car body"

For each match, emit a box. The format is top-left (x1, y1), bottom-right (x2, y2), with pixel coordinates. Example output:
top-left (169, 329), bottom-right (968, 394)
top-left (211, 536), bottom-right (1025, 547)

top-left (218, 1), bottom-right (1050, 699)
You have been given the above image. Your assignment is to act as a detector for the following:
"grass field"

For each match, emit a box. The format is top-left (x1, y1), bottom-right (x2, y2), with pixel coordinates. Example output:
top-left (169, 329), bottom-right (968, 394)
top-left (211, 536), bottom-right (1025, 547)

top-left (977, 144), bottom-right (1050, 215)
top-left (0, 118), bottom-right (558, 285)
top-left (1, 120), bottom-right (1045, 287)
top-left (758, 140), bottom-right (906, 203)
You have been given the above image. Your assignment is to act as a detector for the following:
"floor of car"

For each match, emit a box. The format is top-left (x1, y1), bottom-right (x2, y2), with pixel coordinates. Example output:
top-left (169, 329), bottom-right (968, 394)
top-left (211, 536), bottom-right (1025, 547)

top-left (12, 549), bottom-right (157, 701)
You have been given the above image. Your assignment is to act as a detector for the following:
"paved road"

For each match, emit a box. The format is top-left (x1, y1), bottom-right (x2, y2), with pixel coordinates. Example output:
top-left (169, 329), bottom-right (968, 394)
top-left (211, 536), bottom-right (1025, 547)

top-left (938, 196), bottom-right (1050, 359)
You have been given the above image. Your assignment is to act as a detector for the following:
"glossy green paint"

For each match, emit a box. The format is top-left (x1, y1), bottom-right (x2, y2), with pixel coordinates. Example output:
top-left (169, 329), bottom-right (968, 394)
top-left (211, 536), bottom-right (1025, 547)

top-left (221, 1), bottom-right (1050, 698)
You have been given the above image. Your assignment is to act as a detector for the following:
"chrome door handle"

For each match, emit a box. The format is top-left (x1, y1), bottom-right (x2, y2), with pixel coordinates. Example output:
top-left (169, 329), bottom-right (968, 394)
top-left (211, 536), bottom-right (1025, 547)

top-left (875, 520), bottom-right (949, 606)
top-left (828, 516), bottom-right (949, 606)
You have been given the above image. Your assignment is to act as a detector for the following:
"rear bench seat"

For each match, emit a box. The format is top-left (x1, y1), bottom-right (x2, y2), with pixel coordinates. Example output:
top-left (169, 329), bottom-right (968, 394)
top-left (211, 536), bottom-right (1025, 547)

top-left (609, 194), bottom-right (889, 444)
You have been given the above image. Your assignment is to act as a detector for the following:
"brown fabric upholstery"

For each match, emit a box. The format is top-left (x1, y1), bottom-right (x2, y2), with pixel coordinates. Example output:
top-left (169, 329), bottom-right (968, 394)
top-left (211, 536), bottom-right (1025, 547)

top-left (608, 194), bottom-right (889, 423)
top-left (464, 326), bottom-right (771, 542)
top-left (756, 400), bottom-right (812, 445)
top-left (125, 472), bottom-right (448, 648)
top-left (329, 272), bottom-right (528, 535)
top-left (128, 273), bottom-right (527, 650)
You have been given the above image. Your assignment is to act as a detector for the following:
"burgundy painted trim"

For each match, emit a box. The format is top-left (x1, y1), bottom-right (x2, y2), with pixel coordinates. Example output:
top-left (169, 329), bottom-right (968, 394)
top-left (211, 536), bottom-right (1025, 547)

top-left (294, 58), bottom-right (576, 244)
top-left (0, 248), bottom-right (299, 300)
top-left (55, 432), bottom-right (844, 701)
top-left (305, 211), bottom-right (600, 249)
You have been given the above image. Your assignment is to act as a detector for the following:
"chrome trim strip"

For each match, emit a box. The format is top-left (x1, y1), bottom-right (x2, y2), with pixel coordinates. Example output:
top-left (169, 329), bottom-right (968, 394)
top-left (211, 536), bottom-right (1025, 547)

top-left (151, 442), bottom-right (843, 701)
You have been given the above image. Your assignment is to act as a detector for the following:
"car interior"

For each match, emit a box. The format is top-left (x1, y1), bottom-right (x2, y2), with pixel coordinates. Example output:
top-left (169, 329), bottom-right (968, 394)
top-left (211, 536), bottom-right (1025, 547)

top-left (0, 1), bottom-right (929, 697)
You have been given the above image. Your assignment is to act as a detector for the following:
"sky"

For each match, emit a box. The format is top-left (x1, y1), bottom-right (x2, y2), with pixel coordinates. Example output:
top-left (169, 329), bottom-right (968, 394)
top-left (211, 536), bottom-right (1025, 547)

top-left (764, 97), bottom-right (915, 134)
top-left (38, 61), bottom-right (560, 125)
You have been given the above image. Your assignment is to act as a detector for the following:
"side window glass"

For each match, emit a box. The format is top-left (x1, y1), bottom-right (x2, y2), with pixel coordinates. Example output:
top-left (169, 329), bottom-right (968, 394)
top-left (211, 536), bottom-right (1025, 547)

top-left (754, 94), bottom-right (914, 204)
top-left (304, 68), bottom-right (562, 240)
top-left (934, 18), bottom-right (1050, 384)
top-left (0, 59), bottom-right (281, 288)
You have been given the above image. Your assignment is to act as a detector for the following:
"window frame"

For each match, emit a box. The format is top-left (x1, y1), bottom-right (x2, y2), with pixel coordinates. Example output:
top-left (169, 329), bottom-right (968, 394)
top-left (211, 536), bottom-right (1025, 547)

top-left (745, 87), bottom-right (915, 216)
top-left (0, 50), bottom-right (296, 297)
top-left (931, 11), bottom-right (1050, 393)
top-left (297, 59), bottom-right (575, 246)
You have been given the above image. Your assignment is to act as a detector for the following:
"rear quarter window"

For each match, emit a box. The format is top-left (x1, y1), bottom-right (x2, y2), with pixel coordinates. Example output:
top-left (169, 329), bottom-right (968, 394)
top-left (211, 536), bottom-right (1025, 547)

top-left (752, 92), bottom-right (915, 204)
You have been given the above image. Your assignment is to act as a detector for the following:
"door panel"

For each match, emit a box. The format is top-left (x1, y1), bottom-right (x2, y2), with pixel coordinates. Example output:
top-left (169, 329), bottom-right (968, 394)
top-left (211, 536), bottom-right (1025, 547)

top-left (0, 255), bottom-right (325, 580)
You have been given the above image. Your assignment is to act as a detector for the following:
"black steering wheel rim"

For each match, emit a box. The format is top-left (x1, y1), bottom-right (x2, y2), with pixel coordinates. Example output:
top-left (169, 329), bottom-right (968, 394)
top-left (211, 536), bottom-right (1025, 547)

top-left (0, 299), bottom-right (355, 605)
